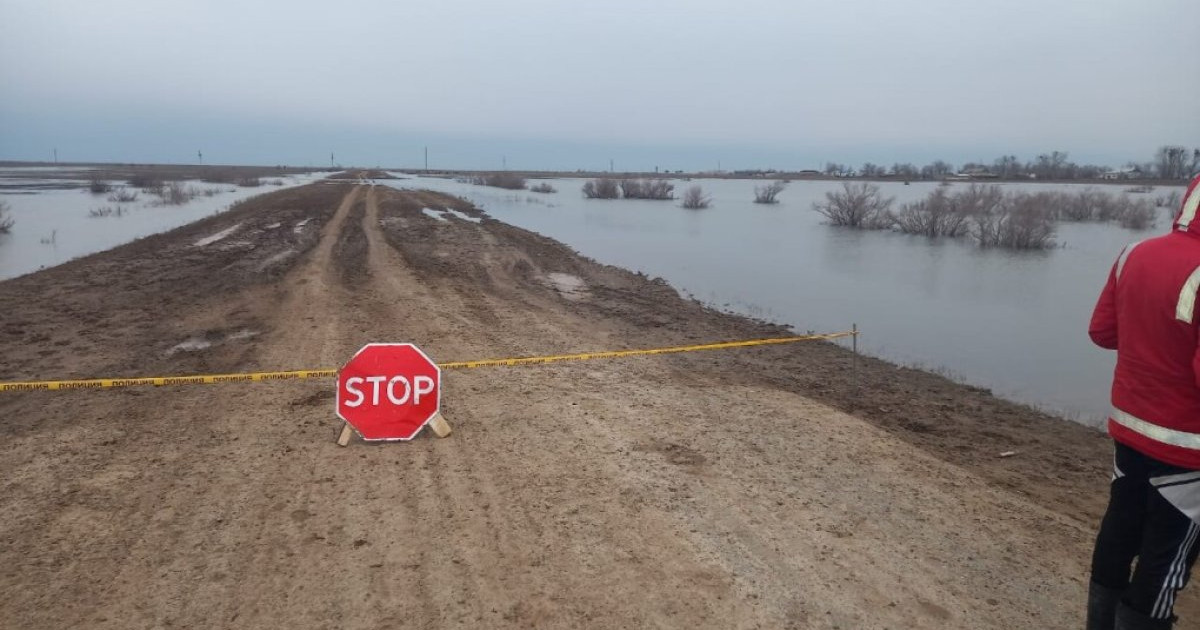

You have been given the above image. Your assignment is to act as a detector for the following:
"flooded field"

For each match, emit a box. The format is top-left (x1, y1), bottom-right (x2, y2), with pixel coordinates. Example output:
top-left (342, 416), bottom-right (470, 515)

top-left (383, 175), bottom-right (1187, 425)
top-left (0, 168), bottom-right (324, 280)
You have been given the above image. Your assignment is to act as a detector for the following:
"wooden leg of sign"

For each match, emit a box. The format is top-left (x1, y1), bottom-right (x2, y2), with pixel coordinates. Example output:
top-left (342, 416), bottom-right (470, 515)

top-left (336, 422), bottom-right (354, 447)
top-left (428, 413), bottom-right (452, 438)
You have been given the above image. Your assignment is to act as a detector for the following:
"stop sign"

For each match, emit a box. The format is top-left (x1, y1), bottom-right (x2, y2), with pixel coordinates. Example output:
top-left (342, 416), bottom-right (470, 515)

top-left (336, 343), bottom-right (441, 441)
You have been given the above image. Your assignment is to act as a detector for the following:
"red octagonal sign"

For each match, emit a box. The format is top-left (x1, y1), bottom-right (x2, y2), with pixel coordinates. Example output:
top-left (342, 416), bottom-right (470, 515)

top-left (336, 343), bottom-right (441, 441)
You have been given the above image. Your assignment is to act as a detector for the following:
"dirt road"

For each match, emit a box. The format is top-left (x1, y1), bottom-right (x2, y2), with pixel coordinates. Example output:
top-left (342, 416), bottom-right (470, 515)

top-left (1, 182), bottom-right (1193, 628)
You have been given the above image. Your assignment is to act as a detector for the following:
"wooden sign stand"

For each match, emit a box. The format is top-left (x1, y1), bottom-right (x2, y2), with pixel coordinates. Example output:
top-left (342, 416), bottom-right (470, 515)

top-left (336, 413), bottom-right (452, 447)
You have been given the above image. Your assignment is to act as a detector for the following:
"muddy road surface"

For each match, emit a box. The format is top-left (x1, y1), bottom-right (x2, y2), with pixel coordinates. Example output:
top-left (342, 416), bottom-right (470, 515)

top-left (1, 182), bottom-right (1191, 628)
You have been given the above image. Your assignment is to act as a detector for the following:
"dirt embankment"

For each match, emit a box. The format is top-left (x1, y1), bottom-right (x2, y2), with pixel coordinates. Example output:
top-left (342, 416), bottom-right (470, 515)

top-left (0, 182), bottom-right (1192, 629)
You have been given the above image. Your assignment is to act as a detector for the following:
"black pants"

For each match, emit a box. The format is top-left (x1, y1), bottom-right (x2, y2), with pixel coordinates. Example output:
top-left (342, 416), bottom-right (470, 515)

top-left (1091, 442), bottom-right (1200, 620)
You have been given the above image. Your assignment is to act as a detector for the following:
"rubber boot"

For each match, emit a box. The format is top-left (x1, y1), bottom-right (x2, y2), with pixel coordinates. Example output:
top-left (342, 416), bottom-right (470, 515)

top-left (1087, 581), bottom-right (1121, 630)
top-left (1114, 601), bottom-right (1174, 630)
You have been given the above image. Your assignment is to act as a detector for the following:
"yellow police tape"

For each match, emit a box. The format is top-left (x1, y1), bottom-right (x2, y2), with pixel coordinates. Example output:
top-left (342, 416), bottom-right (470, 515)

top-left (0, 331), bottom-right (854, 393)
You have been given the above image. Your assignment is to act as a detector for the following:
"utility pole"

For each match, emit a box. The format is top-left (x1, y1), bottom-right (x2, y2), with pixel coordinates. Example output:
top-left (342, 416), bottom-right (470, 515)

top-left (331, 152), bottom-right (335, 169)
top-left (52, 148), bottom-right (57, 164)
top-left (610, 158), bottom-right (614, 173)
top-left (198, 150), bottom-right (202, 165)
top-left (424, 146), bottom-right (428, 172)
top-left (502, 155), bottom-right (507, 170)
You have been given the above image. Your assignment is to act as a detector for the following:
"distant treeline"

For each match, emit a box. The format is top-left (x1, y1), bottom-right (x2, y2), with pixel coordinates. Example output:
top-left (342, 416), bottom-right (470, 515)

top-left (813, 146), bottom-right (1200, 182)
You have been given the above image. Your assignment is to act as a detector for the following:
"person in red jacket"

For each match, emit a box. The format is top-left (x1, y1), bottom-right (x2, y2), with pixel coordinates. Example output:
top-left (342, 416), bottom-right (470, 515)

top-left (1087, 174), bottom-right (1200, 630)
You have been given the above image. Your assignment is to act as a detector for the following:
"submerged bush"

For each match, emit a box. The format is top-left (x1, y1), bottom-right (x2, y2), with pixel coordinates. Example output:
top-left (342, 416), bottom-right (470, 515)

top-left (106, 187), bottom-right (139, 203)
top-left (893, 184), bottom-right (1000, 237)
top-left (87, 178), bottom-right (112, 194)
top-left (155, 181), bottom-right (201, 205)
top-left (0, 200), bottom-right (13, 234)
top-left (680, 185), bottom-right (711, 209)
top-left (582, 178), bottom-right (620, 199)
top-left (618, 178), bottom-right (674, 200)
top-left (474, 172), bottom-right (526, 190)
top-left (813, 182), bottom-right (894, 228)
top-left (87, 206), bottom-right (126, 218)
top-left (529, 182), bottom-right (556, 193)
top-left (753, 181), bottom-right (787, 204)
top-left (971, 194), bottom-right (1057, 249)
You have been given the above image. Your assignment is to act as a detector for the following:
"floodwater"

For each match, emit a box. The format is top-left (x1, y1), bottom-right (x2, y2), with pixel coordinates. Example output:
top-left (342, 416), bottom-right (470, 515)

top-left (384, 175), bottom-right (1188, 425)
top-left (0, 169), bottom-right (325, 281)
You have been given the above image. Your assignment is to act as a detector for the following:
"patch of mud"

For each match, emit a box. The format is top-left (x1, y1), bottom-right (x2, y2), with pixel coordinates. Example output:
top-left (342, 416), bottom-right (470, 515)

top-left (546, 272), bottom-right (589, 300)
top-left (194, 223), bottom-right (242, 247)
top-left (332, 201), bottom-right (368, 287)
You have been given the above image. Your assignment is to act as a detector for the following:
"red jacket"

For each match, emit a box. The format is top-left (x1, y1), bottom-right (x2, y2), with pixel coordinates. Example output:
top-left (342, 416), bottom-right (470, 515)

top-left (1090, 174), bottom-right (1200, 469)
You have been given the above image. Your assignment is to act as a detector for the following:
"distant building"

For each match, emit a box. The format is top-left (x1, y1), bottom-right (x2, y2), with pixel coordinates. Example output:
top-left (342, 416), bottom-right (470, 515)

top-left (1100, 167), bottom-right (1142, 180)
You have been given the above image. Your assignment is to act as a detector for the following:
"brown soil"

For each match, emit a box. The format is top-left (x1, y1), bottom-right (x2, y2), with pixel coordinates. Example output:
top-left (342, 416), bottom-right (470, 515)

top-left (0, 183), bottom-right (1192, 629)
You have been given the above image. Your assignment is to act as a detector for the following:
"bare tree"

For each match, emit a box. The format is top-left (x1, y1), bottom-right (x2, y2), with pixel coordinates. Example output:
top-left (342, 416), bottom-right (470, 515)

top-left (993, 155), bottom-right (1022, 178)
top-left (891, 163), bottom-right (919, 180)
top-left (753, 181), bottom-right (787, 204)
top-left (582, 179), bottom-right (619, 199)
top-left (813, 182), bottom-right (894, 228)
top-left (860, 162), bottom-right (885, 178)
top-left (0, 200), bottom-right (13, 234)
top-left (1157, 146), bottom-right (1190, 180)
top-left (920, 160), bottom-right (954, 180)
top-left (823, 162), bottom-right (846, 177)
top-left (680, 185), bottom-right (711, 209)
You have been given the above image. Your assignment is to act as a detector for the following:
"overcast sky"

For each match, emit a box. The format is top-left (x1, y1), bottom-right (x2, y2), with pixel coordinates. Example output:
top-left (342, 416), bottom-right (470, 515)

top-left (1, 0), bottom-right (1197, 171)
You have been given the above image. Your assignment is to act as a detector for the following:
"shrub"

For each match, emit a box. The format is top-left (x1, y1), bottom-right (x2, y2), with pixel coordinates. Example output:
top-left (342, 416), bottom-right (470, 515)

top-left (156, 181), bottom-right (200, 205)
top-left (0, 200), bottom-right (13, 234)
top-left (87, 206), bottom-right (126, 218)
top-left (641, 179), bottom-right (675, 200)
top-left (753, 180), bottom-right (787, 204)
top-left (1156, 191), bottom-right (1182, 209)
top-left (236, 177), bottom-right (262, 187)
top-left (88, 178), bottom-right (112, 194)
top-left (619, 179), bottom-right (643, 198)
top-left (529, 182), bottom-right (556, 193)
top-left (479, 173), bottom-right (526, 190)
top-left (813, 182), bottom-right (894, 228)
top-left (127, 174), bottom-right (160, 188)
top-left (582, 178), bottom-right (620, 199)
top-left (106, 187), bottom-right (139, 203)
top-left (1119, 201), bottom-right (1156, 230)
top-left (680, 185), bottom-right (711, 209)
top-left (618, 178), bottom-right (674, 199)
top-left (893, 184), bottom-right (1000, 237)
top-left (971, 194), bottom-right (1056, 249)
